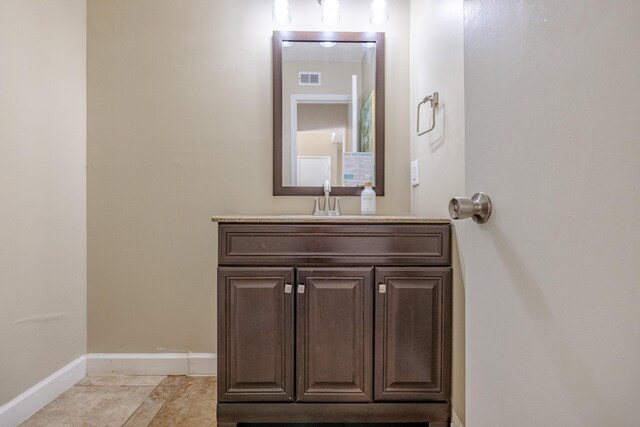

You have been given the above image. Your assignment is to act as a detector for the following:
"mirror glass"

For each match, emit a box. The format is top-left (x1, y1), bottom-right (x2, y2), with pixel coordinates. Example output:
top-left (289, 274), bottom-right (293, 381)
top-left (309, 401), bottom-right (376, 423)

top-left (273, 32), bottom-right (384, 196)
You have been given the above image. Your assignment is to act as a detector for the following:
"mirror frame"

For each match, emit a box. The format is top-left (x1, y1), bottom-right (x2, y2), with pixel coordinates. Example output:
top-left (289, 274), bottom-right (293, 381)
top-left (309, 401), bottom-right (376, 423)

top-left (273, 31), bottom-right (385, 196)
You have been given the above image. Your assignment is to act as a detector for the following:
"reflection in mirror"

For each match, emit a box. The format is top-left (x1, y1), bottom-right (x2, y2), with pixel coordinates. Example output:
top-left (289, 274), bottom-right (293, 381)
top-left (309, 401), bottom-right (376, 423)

top-left (273, 32), bottom-right (385, 196)
top-left (282, 42), bottom-right (376, 188)
top-left (296, 103), bottom-right (348, 186)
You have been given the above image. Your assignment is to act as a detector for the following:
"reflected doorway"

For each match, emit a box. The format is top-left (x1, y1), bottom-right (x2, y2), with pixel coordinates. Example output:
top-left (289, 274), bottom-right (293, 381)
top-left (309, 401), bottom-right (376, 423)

top-left (290, 94), bottom-right (355, 186)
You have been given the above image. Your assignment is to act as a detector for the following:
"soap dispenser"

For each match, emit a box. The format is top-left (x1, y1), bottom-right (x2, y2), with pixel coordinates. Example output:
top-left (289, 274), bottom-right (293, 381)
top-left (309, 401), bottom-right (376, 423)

top-left (360, 182), bottom-right (376, 215)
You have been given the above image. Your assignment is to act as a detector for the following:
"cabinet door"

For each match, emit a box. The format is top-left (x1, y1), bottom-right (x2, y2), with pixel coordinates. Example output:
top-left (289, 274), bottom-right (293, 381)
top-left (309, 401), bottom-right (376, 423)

top-left (375, 267), bottom-right (452, 401)
top-left (296, 267), bottom-right (373, 402)
top-left (218, 267), bottom-right (294, 402)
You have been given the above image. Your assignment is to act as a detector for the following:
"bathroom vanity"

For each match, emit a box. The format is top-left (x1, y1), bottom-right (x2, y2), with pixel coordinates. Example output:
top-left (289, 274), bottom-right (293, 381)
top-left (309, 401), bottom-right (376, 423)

top-left (212, 216), bottom-right (452, 426)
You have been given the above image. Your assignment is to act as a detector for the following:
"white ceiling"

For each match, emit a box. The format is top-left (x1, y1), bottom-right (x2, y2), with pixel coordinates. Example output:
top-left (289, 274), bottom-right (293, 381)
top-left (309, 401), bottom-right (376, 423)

top-left (283, 41), bottom-right (374, 63)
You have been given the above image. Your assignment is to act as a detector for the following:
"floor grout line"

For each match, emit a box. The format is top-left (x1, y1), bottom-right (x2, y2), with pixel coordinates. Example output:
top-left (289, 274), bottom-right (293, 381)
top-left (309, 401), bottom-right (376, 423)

top-left (118, 376), bottom-right (187, 427)
top-left (145, 377), bottom-right (186, 427)
top-left (120, 383), bottom-right (159, 427)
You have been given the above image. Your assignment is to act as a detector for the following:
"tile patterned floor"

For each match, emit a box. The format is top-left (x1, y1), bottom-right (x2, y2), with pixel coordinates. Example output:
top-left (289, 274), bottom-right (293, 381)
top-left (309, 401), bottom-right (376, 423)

top-left (20, 375), bottom-right (217, 427)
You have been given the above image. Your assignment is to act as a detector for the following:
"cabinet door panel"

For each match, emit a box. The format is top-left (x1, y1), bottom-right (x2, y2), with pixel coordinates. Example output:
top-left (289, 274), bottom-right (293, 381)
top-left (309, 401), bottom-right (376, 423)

top-left (375, 268), bottom-right (452, 401)
top-left (218, 267), bottom-right (294, 402)
top-left (297, 268), bottom-right (373, 402)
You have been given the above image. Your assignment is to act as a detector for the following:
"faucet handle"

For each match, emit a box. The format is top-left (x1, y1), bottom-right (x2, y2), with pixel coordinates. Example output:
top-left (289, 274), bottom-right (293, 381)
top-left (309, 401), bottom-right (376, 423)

top-left (312, 197), bottom-right (322, 215)
top-left (334, 198), bottom-right (342, 215)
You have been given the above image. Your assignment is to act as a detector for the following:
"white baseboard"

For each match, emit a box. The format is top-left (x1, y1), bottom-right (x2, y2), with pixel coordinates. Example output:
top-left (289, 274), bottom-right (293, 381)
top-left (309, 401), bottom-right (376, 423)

top-left (451, 410), bottom-right (464, 427)
top-left (0, 353), bottom-right (215, 427)
top-left (187, 353), bottom-right (217, 376)
top-left (86, 353), bottom-right (217, 376)
top-left (0, 355), bottom-right (87, 427)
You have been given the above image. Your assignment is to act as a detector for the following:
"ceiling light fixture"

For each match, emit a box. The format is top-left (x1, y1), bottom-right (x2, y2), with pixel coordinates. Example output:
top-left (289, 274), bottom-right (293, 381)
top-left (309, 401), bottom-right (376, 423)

top-left (320, 0), bottom-right (340, 25)
top-left (273, 0), bottom-right (291, 23)
top-left (370, 0), bottom-right (388, 25)
top-left (320, 41), bottom-right (337, 48)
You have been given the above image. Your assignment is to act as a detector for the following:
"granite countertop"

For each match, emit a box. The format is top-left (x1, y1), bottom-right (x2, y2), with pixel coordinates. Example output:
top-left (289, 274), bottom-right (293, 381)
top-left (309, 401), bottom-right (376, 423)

top-left (211, 215), bottom-right (450, 224)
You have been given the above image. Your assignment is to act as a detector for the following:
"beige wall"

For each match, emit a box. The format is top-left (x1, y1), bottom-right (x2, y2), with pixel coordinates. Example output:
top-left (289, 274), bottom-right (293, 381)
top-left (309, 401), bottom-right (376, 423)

top-left (87, 0), bottom-right (410, 353)
top-left (464, 0), bottom-right (640, 425)
top-left (0, 0), bottom-right (87, 405)
top-left (297, 132), bottom-right (335, 158)
top-left (297, 103), bottom-right (348, 133)
top-left (409, 0), bottom-right (466, 422)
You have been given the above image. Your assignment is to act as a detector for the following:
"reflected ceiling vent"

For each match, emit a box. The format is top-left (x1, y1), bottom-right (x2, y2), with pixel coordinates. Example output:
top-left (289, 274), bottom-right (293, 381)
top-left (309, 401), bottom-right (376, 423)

top-left (298, 71), bottom-right (321, 86)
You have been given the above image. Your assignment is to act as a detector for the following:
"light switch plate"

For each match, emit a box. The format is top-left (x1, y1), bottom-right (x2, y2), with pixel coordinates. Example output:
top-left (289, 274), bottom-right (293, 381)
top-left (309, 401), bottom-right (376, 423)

top-left (411, 159), bottom-right (420, 186)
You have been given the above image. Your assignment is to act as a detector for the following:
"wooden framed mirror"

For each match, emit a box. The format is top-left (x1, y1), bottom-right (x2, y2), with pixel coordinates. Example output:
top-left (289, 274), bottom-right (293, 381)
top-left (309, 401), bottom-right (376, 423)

top-left (273, 31), bottom-right (385, 196)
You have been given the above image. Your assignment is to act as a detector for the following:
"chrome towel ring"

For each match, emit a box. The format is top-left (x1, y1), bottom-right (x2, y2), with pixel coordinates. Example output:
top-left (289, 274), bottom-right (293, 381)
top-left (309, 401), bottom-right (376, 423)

top-left (417, 91), bottom-right (439, 136)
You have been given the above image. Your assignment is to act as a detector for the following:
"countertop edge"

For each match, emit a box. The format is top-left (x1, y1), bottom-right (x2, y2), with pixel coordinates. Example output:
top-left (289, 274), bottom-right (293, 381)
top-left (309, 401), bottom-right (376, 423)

top-left (211, 215), bottom-right (450, 224)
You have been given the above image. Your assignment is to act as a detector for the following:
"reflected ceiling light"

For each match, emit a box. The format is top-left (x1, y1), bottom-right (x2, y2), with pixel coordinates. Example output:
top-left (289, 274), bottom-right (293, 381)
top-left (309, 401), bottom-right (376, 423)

top-left (362, 42), bottom-right (376, 48)
top-left (370, 0), bottom-right (388, 24)
top-left (282, 41), bottom-right (294, 47)
top-left (273, 0), bottom-right (291, 23)
top-left (320, 0), bottom-right (340, 25)
top-left (320, 41), bottom-right (337, 48)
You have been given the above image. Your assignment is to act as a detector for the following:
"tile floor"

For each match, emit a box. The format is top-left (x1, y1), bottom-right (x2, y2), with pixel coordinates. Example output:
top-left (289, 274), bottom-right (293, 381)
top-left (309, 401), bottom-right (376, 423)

top-left (20, 375), bottom-right (217, 427)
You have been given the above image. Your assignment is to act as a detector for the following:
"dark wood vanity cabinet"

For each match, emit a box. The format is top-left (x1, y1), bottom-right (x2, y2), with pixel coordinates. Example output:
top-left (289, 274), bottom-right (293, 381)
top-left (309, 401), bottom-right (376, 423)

top-left (296, 267), bottom-right (374, 403)
top-left (216, 222), bottom-right (452, 426)
top-left (217, 267), bottom-right (294, 402)
top-left (375, 267), bottom-right (451, 402)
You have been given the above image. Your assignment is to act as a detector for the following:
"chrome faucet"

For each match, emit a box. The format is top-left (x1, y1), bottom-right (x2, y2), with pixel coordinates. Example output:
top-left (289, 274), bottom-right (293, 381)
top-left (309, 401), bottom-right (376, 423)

top-left (313, 180), bottom-right (341, 216)
top-left (323, 179), bottom-right (331, 212)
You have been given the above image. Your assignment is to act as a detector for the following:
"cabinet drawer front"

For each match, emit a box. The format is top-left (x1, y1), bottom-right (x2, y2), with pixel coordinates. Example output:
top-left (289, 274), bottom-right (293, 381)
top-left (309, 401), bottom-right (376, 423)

top-left (374, 267), bottom-right (452, 401)
top-left (218, 267), bottom-right (294, 402)
top-left (219, 224), bottom-right (450, 266)
top-left (296, 268), bottom-right (374, 402)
